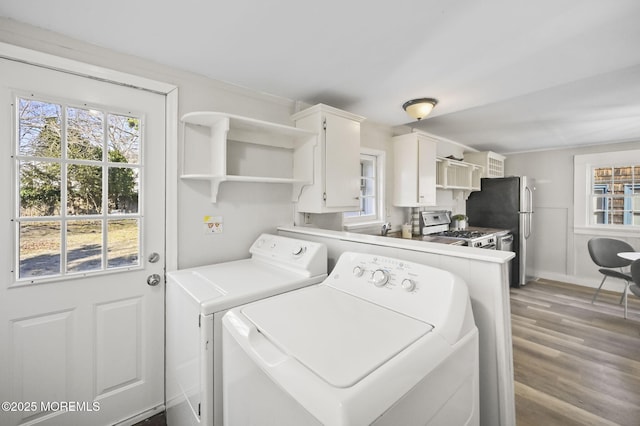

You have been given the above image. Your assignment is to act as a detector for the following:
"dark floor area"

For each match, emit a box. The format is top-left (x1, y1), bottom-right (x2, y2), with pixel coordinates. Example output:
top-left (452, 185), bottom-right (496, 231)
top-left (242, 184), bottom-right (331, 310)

top-left (133, 411), bottom-right (166, 426)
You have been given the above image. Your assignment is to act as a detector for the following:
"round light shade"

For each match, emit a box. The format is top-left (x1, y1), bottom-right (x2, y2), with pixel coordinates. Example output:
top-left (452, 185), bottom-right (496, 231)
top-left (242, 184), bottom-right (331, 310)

top-left (402, 98), bottom-right (438, 120)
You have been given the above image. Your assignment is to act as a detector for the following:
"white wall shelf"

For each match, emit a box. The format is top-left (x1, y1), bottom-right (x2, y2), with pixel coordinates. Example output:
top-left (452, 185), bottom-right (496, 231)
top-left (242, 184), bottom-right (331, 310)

top-left (436, 157), bottom-right (483, 191)
top-left (180, 111), bottom-right (318, 202)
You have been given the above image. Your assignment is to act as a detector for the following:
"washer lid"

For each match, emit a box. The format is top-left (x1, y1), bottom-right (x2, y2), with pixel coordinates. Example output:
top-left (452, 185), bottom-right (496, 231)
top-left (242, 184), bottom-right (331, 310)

top-left (241, 285), bottom-right (433, 388)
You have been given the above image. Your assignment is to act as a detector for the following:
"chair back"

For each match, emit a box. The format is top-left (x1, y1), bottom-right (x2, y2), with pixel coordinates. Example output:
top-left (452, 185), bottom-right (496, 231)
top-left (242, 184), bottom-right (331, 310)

top-left (632, 259), bottom-right (640, 284)
top-left (587, 238), bottom-right (634, 269)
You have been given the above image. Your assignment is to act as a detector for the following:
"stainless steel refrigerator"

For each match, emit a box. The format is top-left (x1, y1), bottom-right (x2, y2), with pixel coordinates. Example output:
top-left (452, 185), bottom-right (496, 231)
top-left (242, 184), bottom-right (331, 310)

top-left (466, 176), bottom-right (535, 287)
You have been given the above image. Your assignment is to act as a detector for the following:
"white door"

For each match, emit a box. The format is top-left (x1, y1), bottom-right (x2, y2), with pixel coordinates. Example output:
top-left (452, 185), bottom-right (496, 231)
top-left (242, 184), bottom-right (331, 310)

top-left (0, 58), bottom-right (166, 426)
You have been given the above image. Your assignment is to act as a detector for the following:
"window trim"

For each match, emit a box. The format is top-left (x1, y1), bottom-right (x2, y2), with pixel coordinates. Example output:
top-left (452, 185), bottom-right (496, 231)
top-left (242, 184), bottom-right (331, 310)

top-left (343, 148), bottom-right (386, 230)
top-left (574, 149), bottom-right (640, 235)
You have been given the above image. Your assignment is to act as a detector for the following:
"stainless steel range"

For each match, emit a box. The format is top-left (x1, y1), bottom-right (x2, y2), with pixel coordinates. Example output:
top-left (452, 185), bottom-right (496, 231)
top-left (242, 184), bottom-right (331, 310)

top-left (435, 229), bottom-right (497, 249)
top-left (420, 211), bottom-right (497, 249)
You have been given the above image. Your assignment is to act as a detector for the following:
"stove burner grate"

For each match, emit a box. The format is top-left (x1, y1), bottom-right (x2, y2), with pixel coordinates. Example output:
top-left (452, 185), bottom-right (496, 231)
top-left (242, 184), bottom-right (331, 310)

top-left (438, 230), bottom-right (486, 239)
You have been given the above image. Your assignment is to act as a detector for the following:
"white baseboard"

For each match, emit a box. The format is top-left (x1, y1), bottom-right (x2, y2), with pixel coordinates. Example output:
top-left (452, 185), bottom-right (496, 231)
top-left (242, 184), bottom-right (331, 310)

top-left (533, 270), bottom-right (629, 293)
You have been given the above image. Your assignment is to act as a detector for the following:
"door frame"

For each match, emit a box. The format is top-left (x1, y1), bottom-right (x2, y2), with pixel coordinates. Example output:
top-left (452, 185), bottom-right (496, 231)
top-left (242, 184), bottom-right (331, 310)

top-left (0, 41), bottom-right (179, 273)
top-left (0, 41), bottom-right (179, 422)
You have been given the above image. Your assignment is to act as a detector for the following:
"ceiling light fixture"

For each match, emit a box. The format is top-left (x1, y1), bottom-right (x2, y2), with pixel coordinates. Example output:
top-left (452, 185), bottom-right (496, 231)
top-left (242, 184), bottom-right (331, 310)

top-left (402, 98), bottom-right (438, 120)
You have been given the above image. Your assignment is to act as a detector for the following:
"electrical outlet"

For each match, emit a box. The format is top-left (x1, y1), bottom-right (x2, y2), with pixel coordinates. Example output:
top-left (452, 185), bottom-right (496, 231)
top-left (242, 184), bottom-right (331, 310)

top-left (304, 213), bottom-right (312, 224)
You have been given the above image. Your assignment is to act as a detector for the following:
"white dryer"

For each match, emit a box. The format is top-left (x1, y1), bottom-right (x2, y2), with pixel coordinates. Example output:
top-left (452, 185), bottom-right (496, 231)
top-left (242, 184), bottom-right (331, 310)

top-left (222, 251), bottom-right (479, 426)
top-left (166, 234), bottom-right (327, 426)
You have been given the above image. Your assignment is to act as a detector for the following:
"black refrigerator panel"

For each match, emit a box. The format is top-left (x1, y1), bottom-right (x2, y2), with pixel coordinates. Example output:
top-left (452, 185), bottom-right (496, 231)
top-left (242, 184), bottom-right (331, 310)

top-left (466, 176), bottom-right (521, 287)
top-left (467, 177), bottom-right (521, 231)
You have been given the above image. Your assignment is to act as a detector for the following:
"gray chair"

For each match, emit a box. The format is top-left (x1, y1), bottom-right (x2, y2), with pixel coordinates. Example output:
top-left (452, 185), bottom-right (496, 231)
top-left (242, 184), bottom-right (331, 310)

top-left (587, 237), bottom-right (634, 318)
top-left (630, 259), bottom-right (640, 300)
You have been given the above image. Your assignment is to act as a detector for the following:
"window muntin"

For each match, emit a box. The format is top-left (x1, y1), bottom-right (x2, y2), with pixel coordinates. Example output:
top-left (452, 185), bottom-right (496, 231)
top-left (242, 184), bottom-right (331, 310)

top-left (15, 96), bottom-right (142, 282)
top-left (591, 165), bottom-right (640, 226)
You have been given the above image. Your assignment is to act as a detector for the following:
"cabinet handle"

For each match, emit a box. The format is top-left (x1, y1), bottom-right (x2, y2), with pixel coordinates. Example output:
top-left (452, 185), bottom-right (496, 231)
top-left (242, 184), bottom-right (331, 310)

top-left (354, 196), bottom-right (360, 200)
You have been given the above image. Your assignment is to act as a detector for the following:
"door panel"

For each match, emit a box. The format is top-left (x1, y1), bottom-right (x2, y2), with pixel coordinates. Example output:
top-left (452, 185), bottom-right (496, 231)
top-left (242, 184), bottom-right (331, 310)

top-left (0, 58), bottom-right (165, 426)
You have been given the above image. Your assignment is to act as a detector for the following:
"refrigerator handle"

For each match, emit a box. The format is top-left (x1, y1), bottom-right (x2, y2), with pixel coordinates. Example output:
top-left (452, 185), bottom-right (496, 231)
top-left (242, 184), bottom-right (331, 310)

top-left (524, 186), bottom-right (533, 238)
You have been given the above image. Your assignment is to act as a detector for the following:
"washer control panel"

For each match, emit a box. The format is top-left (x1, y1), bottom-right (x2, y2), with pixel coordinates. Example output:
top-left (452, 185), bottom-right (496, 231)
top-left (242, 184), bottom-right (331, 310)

top-left (326, 252), bottom-right (467, 324)
top-left (345, 255), bottom-right (422, 293)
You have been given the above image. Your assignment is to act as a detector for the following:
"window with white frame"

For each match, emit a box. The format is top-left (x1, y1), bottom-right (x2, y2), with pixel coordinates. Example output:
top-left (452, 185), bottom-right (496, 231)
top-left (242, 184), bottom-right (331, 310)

top-left (574, 150), bottom-right (640, 231)
top-left (14, 96), bottom-right (142, 282)
top-left (591, 165), bottom-right (640, 225)
top-left (343, 149), bottom-right (385, 225)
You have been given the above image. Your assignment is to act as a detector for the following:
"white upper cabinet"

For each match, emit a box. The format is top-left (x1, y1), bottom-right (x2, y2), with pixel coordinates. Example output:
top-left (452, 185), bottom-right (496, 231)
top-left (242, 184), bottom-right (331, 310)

top-left (180, 112), bottom-right (317, 202)
top-left (393, 132), bottom-right (437, 207)
top-left (292, 104), bottom-right (365, 213)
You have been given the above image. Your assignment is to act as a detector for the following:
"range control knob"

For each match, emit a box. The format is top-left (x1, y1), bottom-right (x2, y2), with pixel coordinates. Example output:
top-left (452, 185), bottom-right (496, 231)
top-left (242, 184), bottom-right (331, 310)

top-left (401, 278), bottom-right (416, 292)
top-left (371, 269), bottom-right (390, 287)
top-left (292, 246), bottom-right (305, 256)
top-left (352, 266), bottom-right (365, 277)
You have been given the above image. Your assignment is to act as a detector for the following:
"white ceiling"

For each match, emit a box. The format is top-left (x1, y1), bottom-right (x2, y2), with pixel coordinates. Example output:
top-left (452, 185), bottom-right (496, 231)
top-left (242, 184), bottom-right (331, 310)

top-left (2, 0), bottom-right (640, 154)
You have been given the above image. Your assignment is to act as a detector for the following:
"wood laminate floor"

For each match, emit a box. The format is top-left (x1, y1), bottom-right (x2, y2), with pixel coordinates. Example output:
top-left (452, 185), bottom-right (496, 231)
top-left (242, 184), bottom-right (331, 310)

top-left (511, 278), bottom-right (640, 426)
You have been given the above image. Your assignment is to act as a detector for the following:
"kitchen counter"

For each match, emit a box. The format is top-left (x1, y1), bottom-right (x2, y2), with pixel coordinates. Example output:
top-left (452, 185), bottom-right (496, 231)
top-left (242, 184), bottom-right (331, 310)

top-left (277, 226), bottom-right (513, 264)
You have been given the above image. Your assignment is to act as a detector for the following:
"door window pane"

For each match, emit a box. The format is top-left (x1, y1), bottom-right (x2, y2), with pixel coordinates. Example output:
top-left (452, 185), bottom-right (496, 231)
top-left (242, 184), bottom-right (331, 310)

top-left (108, 219), bottom-right (139, 269)
top-left (108, 114), bottom-right (140, 164)
top-left (18, 99), bottom-right (62, 158)
top-left (19, 160), bottom-right (61, 217)
top-left (67, 164), bottom-right (103, 215)
top-left (19, 221), bottom-right (61, 279)
top-left (67, 107), bottom-right (104, 161)
top-left (67, 220), bottom-right (103, 273)
top-left (108, 167), bottom-right (139, 214)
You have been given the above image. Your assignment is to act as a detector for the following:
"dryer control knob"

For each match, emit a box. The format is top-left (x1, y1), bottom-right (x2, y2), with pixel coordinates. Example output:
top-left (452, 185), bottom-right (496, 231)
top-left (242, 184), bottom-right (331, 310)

top-left (401, 278), bottom-right (416, 292)
top-left (371, 269), bottom-right (389, 287)
top-left (352, 266), bottom-right (364, 277)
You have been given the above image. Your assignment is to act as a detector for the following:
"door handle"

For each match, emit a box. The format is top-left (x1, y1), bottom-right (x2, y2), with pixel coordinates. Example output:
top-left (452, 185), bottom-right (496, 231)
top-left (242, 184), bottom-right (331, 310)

top-left (147, 274), bottom-right (162, 286)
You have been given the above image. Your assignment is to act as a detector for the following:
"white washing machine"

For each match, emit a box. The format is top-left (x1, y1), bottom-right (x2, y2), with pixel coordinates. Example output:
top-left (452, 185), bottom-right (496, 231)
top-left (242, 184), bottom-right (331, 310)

top-left (166, 234), bottom-right (327, 426)
top-left (222, 251), bottom-right (479, 426)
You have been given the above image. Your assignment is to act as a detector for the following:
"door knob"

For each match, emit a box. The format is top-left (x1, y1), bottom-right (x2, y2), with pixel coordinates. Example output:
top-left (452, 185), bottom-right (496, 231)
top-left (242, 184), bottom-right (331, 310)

top-left (147, 274), bottom-right (162, 286)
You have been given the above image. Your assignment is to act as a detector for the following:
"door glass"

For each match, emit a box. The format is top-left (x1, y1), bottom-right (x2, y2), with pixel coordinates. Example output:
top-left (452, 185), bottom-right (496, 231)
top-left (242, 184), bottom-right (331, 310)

top-left (107, 219), bottom-right (140, 268)
top-left (67, 219), bottom-right (103, 273)
top-left (67, 107), bottom-right (104, 161)
top-left (15, 97), bottom-right (143, 282)
top-left (19, 221), bottom-right (61, 278)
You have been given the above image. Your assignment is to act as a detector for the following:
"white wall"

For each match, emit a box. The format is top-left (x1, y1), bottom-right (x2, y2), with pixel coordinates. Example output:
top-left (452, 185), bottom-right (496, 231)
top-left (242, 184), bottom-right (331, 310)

top-left (505, 141), bottom-right (640, 289)
top-left (0, 18), bottom-right (500, 269)
top-left (0, 19), bottom-right (301, 268)
top-left (0, 19), bottom-right (412, 269)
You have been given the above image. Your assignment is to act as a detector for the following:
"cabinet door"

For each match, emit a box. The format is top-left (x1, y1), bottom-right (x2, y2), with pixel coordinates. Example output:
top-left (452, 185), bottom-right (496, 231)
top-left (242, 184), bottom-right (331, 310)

top-left (417, 137), bottom-right (437, 205)
top-left (324, 113), bottom-right (361, 208)
top-left (393, 136), bottom-right (419, 206)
